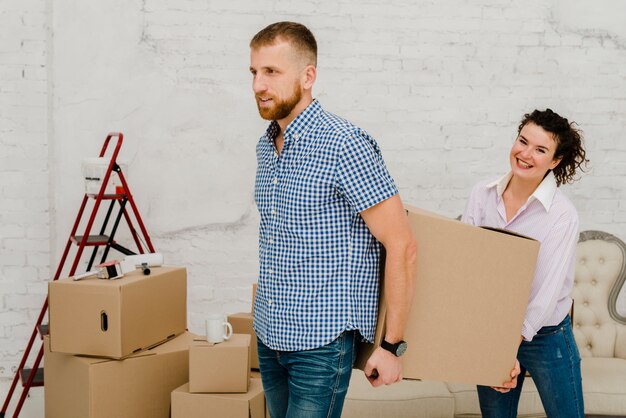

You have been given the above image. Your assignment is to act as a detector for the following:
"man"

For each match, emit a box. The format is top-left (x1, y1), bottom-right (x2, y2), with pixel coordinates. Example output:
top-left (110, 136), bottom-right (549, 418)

top-left (250, 21), bottom-right (416, 418)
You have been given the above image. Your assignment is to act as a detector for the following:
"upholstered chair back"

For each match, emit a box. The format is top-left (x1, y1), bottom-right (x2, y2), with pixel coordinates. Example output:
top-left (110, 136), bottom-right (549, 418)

top-left (572, 231), bottom-right (626, 359)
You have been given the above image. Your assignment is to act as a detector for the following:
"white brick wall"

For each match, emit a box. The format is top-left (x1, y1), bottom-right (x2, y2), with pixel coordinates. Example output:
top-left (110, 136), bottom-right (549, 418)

top-left (0, 0), bottom-right (49, 379)
top-left (2, 0), bottom-right (626, 383)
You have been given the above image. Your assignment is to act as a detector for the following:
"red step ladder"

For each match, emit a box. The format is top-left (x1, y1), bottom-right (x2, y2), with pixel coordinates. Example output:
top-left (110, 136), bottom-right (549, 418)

top-left (1, 132), bottom-right (155, 418)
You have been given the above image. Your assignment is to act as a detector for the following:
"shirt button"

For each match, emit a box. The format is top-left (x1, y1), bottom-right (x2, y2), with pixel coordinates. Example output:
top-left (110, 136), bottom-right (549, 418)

top-left (269, 239), bottom-right (274, 244)
top-left (268, 269), bottom-right (273, 274)
top-left (268, 300), bottom-right (273, 306)
top-left (271, 209), bottom-right (276, 215)
top-left (273, 178), bottom-right (278, 185)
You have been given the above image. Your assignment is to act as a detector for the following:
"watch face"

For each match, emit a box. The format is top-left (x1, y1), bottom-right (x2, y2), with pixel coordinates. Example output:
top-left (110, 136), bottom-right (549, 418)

top-left (396, 341), bottom-right (408, 357)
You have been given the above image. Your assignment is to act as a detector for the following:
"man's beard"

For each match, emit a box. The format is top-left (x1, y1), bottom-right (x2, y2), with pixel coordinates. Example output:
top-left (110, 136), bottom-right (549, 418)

top-left (256, 82), bottom-right (303, 121)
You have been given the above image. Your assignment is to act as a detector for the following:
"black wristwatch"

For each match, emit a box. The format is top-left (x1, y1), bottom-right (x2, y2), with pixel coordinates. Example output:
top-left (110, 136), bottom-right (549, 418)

top-left (381, 338), bottom-right (408, 357)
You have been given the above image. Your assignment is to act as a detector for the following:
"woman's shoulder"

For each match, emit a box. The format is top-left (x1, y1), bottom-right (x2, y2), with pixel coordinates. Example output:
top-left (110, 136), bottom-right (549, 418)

top-left (551, 188), bottom-right (579, 223)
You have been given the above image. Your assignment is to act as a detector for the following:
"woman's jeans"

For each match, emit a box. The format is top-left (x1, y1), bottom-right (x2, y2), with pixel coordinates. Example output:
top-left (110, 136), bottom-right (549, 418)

top-left (257, 331), bottom-right (357, 418)
top-left (477, 315), bottom-right (584, 417)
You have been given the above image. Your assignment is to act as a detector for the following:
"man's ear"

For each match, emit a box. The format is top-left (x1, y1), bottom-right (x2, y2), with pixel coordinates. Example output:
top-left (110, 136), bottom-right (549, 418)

top-left (302, 64), bottom-right (316, 90)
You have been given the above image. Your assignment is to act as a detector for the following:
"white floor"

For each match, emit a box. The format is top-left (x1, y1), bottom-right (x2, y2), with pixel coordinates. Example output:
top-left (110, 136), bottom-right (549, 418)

top-left (0, 380), bottom-right (44, 418)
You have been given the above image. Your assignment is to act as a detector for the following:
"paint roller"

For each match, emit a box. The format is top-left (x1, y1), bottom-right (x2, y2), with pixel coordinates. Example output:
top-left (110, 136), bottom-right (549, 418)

top-left (122, 252), bottom-right (164, 275)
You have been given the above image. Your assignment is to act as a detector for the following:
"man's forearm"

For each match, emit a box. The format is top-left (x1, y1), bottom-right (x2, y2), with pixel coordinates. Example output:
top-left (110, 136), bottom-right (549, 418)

top-left (359, 195), bottom-right (417, 345)
top-left (382, 241), bottom-right (416, 343)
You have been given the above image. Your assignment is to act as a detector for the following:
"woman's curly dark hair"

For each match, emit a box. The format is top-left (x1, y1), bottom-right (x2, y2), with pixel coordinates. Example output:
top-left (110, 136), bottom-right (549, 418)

top-left (518, 109), bottom-right (589, 186)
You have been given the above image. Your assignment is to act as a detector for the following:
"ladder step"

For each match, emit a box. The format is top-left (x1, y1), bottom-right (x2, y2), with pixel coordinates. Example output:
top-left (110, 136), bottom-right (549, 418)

top-left (87, 193), bottom-right (126, 200)
top-left (70, 235), bottom-right (112, 246)
top-left (38, 323), bottom-right (49, 338)
top-left (20, 368), bottom-right (44, 387)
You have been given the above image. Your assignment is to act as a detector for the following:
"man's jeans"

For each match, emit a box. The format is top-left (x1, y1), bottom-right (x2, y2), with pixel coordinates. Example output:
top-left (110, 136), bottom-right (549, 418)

top-left (257, 331), bottom-right (357, 418)
top-left (477, 315), bottom-right (584, 418)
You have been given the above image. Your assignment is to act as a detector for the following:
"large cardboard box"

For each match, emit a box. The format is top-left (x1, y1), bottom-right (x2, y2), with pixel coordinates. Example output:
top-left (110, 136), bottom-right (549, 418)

top-left (228, 312), bottom-right (259, 369)
top-left (189, 334), bottom-right (251, 393)
top-left (356, 206), bottom-right (539, 387)
top-left (44, 331), bottom-right (196, 418)
top-left (49, 266), bottom-right (187, 358)
top-left (171, 379), bottom-right (265, 418)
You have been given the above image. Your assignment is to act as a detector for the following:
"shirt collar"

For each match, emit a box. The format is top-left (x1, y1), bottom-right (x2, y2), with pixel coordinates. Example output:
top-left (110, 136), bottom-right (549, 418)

top-left (263, 121), bottom-right (280, 143)
top-left (262, 99), bottom-right (322, 144)
top-left (486, 171), bottom-right (558, 211)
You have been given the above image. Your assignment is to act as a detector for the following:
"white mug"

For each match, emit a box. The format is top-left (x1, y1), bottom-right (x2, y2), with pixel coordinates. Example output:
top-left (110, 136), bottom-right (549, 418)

top-left (205, 314), bottom-right (233, 343)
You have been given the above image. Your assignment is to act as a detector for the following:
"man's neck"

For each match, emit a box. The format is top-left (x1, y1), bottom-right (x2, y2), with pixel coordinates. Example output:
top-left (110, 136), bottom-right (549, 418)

top-left (274, 96), bottom-right (314, 156)
top-left (276, 96), bottom-right (314, 134)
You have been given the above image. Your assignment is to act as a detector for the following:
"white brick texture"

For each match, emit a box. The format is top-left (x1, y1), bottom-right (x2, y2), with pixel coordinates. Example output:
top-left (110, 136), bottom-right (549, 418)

top-left (0, 0), bottom-right (49, 380)
top-left (2, 0), bottom-right (626, 383)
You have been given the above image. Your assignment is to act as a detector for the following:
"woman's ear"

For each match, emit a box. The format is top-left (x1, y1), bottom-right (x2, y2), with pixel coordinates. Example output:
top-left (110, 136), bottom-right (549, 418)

top-left (550, 156), bottom-right (563, 170)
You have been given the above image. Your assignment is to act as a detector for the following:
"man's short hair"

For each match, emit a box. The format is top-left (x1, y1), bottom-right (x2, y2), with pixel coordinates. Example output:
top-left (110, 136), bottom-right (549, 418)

top-left (250, 21), bottom-right (317, 66)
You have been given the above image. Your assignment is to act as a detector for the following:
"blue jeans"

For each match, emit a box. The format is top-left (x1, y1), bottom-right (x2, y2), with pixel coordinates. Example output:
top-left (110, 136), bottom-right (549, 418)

top-left (477, 315), bottom-right (584, 418)
top-left (257, 331), bottom-right (357, 418)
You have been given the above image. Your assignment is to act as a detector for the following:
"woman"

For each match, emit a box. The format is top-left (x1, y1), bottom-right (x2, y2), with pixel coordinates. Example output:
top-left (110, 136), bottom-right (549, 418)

top-left (462, 109), bottom-right (588, 417)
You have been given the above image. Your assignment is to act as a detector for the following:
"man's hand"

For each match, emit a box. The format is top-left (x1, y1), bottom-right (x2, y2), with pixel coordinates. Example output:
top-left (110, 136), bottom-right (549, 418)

top-left (491, 359), bottom-right (521, 393)
top-left (363, 346), bottom-right (403, 387)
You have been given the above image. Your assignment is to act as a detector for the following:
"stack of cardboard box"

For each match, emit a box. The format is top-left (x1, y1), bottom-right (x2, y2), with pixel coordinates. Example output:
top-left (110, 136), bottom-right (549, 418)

top-left (171, 283), bottom-right (268, 418)
top-left (46, 265), bottom-right (268, 416)
top-left (171, 334), bottom-right (267, 417)
top-left (45, 266), bottom-right (192, 418)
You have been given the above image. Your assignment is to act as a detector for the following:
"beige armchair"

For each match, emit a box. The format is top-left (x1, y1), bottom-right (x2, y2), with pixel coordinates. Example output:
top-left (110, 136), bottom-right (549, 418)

top-left (344, 230), bottom-right (626, 417)
top-left (572, 230), bottom-right (626, 417)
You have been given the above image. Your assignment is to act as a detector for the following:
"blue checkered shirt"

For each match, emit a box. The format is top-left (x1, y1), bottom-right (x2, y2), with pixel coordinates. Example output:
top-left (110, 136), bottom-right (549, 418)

top-left (252, 100), bottom-right (398, 351)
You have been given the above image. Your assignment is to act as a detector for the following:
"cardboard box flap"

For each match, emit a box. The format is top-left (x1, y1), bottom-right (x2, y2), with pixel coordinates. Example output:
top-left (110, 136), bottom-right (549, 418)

top-left (149, 331), bottom-right (195, 354)
top-left (191, 334), bottom-right (251, 349)
top-left (75, 350), bottom-right (155, 364)
top-left (70, 332), bottom-right (194, 364)
top-left (481, 226), bottom-right (535, 240)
